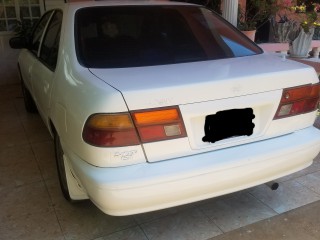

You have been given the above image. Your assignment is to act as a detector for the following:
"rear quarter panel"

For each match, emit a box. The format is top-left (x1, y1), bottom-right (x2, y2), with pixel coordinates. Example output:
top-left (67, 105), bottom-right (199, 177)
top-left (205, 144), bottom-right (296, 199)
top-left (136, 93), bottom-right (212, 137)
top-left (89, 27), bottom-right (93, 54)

top-left (49, 5), bottom-right (145, 167)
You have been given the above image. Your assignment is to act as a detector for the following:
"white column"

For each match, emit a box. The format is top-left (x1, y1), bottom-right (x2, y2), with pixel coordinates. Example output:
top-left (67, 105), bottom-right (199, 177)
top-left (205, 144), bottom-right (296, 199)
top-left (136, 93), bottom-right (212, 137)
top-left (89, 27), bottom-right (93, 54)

top-left (222, 0), bottom-right (239, 27)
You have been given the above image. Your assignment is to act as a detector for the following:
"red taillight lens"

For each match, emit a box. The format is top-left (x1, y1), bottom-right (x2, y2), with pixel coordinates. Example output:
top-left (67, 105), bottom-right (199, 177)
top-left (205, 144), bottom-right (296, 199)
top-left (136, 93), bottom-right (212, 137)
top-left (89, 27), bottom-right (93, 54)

top-left (83, 107), bottom-right (187, 147)
top-left (131, 107), bottom-right (187, 143)
top-left (274, 83), bottom-right (320, 119)
top-left (82, 113), bottom-right (140, 147)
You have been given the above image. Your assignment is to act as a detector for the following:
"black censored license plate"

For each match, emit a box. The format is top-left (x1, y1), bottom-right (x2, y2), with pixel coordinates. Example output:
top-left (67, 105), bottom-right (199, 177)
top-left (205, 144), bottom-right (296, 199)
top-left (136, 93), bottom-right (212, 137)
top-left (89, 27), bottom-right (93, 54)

top-left (202, 108), bottom-right (255, 144)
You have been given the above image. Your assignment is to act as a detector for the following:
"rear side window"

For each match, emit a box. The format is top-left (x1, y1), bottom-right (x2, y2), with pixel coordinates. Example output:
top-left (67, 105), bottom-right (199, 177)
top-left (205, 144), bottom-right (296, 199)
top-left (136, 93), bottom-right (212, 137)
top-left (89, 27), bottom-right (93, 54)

top-left (75, 6), bottom-right (262, 68)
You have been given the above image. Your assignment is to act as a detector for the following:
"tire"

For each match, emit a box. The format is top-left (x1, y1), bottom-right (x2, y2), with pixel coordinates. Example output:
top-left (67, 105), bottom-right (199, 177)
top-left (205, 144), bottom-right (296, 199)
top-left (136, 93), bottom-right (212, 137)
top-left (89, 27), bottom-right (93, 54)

top-left (54, 133), bottom-right (73, 202)
top-left (20, 72), bottom-right (38, 113)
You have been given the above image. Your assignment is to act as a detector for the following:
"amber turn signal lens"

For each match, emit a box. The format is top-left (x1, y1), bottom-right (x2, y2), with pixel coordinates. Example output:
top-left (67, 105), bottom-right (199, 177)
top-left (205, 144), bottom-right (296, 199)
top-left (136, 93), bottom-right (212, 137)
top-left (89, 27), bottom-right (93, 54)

top-left (132, 107), bottom-right (187, 143)
top-left (133, 109), bottom-right (180, 125)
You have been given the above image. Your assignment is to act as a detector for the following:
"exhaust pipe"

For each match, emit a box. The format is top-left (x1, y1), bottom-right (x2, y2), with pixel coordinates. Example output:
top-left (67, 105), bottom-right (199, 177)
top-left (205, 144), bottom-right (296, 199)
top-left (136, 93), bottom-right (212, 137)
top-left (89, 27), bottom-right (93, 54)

top-left (266, 181), bottom-right (279, 190)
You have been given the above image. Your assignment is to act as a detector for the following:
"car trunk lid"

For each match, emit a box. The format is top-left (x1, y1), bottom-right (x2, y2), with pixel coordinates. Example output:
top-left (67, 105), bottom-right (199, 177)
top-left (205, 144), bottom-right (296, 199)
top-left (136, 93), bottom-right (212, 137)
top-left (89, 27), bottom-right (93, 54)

top-left (90, 54), bottom-right (316, 110)
top-left (89, 54), bottom-right (319, 162)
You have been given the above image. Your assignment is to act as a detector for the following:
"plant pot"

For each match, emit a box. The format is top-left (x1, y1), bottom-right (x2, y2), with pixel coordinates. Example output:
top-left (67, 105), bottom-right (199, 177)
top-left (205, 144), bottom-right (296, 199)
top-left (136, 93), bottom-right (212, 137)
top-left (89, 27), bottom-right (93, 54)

top-left (313, 27), bottom-right (320, 40)
top-left (289, 28), bottom-right (315, 58)
top-left (241, 30), bottom-right (256, 42)
top-left (272, 21), bottom-right (297, 43)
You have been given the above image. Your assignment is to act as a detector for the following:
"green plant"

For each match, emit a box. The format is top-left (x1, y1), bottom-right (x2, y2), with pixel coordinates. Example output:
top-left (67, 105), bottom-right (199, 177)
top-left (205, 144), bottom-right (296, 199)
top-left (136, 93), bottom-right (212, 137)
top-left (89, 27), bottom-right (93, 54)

top-left (297, 0), bottom-right (320, 11)
top-left (273, 0), bottom-right (295, 23)
top-left (300, 11), bottom-right (318, 33)
top-left (237, 0), bottom-right (276, 31)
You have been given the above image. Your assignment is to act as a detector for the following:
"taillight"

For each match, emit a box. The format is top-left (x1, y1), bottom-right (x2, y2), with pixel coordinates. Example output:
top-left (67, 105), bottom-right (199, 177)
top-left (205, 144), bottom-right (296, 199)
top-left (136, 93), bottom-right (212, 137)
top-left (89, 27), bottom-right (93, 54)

top-left (131, 106), bottom-right (187, 143)
top-left (274, 83), bottom-right (320, 119)
top-left (83, 106), bottom-right (187, 147)
top-left (82, 113), bottom-right (140, 147)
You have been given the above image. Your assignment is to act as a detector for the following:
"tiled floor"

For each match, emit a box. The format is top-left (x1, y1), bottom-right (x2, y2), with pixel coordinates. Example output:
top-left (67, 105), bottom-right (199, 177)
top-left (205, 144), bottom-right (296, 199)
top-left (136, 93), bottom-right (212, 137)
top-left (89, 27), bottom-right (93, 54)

top-left (0, 84), bottom-right (320, 240)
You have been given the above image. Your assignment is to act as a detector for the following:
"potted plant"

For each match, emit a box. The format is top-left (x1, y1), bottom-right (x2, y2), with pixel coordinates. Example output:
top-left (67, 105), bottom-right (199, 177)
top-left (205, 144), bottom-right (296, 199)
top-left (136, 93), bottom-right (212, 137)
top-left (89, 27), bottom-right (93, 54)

top-left (237, 0), bottom-right (275, 41)
top-left (313, 21), bottom-right (320, 39)
top-left (289, 8), bottom-right (319, 57)
top-left (271, 0), bottom-right (299, 43)
top-left (313, 3), bottom-right (320, 39)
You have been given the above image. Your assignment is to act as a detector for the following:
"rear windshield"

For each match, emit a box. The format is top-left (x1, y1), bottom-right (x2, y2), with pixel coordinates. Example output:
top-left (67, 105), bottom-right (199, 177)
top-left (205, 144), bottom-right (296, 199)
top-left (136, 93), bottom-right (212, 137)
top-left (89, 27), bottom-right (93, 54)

top-left (75, 5), bottom-right (262, 68)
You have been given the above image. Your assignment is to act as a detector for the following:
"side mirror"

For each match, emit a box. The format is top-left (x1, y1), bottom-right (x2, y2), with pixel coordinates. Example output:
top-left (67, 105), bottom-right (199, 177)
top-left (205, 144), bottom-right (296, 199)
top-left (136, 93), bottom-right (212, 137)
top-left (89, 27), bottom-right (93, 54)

top-left (9, 37), bottom-right (28, 49)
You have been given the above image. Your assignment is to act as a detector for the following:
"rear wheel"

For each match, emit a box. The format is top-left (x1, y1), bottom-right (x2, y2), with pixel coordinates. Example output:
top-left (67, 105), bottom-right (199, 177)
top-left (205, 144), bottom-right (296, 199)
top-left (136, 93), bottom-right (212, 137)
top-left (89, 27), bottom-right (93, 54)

top-left (54, 133), bottom-right (73, 202)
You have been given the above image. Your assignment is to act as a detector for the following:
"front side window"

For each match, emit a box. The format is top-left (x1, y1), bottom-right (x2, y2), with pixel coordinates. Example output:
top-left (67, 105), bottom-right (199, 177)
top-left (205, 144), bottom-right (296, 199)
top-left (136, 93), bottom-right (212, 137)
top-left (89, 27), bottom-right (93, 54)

top-left (40, 11), bottom-right (62, 70)
top-left (75, 6), bottom-right (262, 68)
top-left (30, 10), bottom-right (52, 54)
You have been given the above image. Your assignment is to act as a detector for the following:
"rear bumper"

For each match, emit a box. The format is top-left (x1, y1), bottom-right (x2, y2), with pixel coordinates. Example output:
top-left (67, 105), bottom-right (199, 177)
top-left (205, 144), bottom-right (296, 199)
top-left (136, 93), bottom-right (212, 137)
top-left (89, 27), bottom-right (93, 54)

top-left (68, 127), bottom-right (320, 216)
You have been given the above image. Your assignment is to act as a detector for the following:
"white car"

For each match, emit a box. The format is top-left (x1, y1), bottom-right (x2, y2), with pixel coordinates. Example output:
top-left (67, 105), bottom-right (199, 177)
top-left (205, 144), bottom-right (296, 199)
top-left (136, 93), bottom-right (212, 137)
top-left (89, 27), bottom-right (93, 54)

top-left (10, 0), bottom-right (320, 216)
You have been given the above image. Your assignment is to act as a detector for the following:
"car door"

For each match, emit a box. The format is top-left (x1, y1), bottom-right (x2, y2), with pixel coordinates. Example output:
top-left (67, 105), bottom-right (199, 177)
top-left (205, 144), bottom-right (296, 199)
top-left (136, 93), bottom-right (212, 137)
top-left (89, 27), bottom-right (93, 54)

top-left (19, 10), bottom-right (54, 96)
top-left (31, 10), bottom-right (63, 125)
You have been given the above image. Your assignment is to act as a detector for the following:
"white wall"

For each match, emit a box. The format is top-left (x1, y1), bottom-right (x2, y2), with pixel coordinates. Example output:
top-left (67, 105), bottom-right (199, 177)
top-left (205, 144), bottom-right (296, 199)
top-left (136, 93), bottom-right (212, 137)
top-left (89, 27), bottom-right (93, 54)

top-left (45, 0), bottom-right (64, 11)
top-left (0, 33), bottom-right (20, 86)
